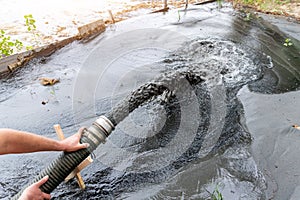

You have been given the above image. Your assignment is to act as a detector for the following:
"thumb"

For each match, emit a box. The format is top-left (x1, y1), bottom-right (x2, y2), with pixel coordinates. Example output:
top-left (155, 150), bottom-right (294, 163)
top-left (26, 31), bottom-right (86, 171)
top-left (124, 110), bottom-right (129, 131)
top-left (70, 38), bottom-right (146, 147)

top-left (78, 143), bottom-right (90, 149)
top-left (35, 175), bottom-right (49, 187)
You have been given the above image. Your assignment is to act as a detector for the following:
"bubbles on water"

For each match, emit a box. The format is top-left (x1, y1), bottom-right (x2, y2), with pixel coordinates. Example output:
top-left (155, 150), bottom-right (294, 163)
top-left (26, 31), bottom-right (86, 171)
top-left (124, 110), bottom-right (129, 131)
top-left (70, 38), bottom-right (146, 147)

top-left (163, 38), bottom-right (271, 88)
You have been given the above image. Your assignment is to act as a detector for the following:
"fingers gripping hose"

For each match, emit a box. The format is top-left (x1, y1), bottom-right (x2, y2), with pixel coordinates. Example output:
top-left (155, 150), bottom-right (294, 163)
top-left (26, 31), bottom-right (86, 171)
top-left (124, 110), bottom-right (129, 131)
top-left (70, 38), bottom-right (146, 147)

top-left (11, 116), bottom-right (114, 199)
top-left (12, 71), bottom-right (204, 199)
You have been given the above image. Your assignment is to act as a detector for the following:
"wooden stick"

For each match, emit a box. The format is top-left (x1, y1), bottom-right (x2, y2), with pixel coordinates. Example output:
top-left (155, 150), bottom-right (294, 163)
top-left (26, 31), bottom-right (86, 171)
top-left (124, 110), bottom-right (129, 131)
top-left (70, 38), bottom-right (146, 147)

top-left (108, 10), bottom-right (115, 24)
top-left (65, 156), bottom-right (93, 182)
top-left (164, 0), bottom-right (168, 9)
top-left (54, 125), bottom-right (65, 140)
top-left (293, 124), bottom-right (300, 130)
top-left (194, 0), bottom-right (216, 5)
top-left (53, 124), bottom-right (93, 190)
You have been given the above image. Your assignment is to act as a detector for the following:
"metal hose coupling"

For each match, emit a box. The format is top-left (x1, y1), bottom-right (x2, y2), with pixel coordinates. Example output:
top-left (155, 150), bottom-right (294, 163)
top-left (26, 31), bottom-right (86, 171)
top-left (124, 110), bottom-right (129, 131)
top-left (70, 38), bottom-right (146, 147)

top-left (11, 116), bottom-right (115, 199)
top-left (83, 115), bottom-right (115, 150)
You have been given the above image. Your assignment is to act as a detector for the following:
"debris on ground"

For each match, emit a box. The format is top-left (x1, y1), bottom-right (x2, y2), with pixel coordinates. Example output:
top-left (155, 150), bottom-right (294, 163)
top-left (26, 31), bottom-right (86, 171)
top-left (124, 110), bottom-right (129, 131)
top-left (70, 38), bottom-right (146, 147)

top-left (41, 100), bottom-right (48, 105)
top-left (292, 124), bottom-right (300, 130)
top-left (39, 77), bottom-right (60, 86)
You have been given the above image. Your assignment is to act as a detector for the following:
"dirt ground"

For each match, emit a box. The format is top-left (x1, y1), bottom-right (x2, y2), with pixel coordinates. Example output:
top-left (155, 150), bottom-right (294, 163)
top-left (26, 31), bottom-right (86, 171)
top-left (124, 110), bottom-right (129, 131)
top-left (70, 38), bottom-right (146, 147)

top-left (0, 0), bottom-right (298, 60)
top-left (227, 0), bottom-right (300, 22)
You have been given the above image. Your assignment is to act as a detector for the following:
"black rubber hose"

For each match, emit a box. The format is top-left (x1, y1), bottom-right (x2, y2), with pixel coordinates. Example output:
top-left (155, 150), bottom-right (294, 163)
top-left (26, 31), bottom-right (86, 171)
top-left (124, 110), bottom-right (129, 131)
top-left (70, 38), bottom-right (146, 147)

top-left (12, 71), bottom-right (204, 199)
top-left (11, 125), bottom-right (103, 199)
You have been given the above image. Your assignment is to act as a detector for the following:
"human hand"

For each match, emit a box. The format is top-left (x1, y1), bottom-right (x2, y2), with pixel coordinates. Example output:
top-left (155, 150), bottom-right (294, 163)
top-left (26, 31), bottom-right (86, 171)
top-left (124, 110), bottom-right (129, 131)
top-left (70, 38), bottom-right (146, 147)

top-left (19, 176), bottom-right (50, 200)
top-left (59, 127), bottom-right (89, 152)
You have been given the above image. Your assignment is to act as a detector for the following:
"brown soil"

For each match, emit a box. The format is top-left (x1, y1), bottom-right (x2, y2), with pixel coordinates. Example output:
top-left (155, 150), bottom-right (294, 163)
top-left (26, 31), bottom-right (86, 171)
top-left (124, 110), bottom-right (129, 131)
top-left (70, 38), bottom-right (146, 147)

top-left (142, 0), bottom-right (300, 23)
top-left (228, 0), bottom-right (300, 22)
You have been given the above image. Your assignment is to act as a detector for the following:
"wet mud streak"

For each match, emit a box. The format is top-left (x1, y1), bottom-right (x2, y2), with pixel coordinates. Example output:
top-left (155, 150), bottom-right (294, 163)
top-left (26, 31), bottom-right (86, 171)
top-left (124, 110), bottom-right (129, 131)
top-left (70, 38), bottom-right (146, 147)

top-left (51, 38), bottom-right (271, 199)
top-left (105, 71), bottom-right (205, 126)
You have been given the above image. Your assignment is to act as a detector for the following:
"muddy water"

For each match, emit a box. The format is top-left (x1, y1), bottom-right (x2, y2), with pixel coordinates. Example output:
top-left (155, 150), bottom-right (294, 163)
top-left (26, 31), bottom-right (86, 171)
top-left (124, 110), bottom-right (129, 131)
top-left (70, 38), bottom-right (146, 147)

top-left (1, 3), bottom-right (300, 200)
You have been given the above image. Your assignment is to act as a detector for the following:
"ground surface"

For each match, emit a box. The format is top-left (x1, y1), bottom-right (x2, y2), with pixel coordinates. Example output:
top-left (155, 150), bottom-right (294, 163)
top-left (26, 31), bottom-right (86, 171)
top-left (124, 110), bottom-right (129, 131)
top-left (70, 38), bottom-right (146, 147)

top-left (0, 0), bottom-right (298, 58)
top-left (230, 0), bottom-right (300, 21)
top-left (0, 1), bottom-right (300, 200)
top-left (0, 0), bottom-right (194, 54)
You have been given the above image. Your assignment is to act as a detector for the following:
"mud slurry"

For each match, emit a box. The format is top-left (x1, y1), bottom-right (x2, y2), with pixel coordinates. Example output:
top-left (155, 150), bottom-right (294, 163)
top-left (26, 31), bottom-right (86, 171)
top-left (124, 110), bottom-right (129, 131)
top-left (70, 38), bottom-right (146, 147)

top-left (50, 38), bottom-right (271, 199)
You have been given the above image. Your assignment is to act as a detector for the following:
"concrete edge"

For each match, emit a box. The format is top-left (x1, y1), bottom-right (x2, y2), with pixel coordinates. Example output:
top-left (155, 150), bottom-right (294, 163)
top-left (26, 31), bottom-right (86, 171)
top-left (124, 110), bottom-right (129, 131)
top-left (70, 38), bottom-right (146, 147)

top-left (0, 19), bottom-right (106, 78)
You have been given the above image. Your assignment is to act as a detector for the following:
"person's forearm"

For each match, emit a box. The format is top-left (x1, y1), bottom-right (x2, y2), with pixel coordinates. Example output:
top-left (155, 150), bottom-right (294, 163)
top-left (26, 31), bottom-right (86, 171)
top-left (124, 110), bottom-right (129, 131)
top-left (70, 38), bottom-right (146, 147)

top-left (0, 128), bottom-right (64, 155)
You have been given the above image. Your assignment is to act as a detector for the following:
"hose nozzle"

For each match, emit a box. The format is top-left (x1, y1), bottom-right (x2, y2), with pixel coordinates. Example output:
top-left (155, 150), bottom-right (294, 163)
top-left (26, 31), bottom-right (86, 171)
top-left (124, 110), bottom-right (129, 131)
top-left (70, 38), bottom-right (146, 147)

top-left (82, 116), bottom-right (115, 149)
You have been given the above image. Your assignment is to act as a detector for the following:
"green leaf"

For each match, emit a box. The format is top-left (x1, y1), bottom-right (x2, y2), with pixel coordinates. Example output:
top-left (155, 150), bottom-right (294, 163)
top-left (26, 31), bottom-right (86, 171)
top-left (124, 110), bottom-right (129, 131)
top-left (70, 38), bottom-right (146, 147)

top-left (26, 46), bottom-right (33, 50)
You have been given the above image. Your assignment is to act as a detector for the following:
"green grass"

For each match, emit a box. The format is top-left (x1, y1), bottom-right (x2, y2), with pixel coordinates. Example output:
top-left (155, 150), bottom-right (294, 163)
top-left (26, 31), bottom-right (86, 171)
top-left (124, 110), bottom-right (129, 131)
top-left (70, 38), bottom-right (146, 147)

top-left (0, 30), bottom-right (23, 58)
top-left (24, 14), bottom-right (41, 47)
top-left (211, 185), bottom-right (223, 200)
top-left (234, 0), bottom-right (291, 14)
top-left (205, 184), bottom-right (224, 200)
top-left (283, 38), bottom-right (293, 47)
top-left (0, 14), bottom-right (41, 58)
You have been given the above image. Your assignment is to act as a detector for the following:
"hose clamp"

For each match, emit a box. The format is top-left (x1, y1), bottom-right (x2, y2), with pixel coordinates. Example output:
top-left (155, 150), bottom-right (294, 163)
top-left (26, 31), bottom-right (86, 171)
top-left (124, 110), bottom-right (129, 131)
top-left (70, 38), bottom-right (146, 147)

top-left (94, 115), bottom-right (115, 137)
